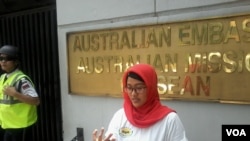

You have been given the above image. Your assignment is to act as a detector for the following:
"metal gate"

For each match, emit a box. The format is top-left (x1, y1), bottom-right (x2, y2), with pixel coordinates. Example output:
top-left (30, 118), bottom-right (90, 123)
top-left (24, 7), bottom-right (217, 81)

top-left (0, 6), bottom-right (63, 141)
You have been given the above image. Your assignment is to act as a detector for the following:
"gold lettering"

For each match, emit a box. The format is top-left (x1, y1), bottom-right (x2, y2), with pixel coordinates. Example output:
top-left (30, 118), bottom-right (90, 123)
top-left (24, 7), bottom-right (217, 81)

top-left (85, 57), bottom-right (94, 73)
top-left (196, 76), bottom-right (210, 96)
top-left (159, 27), bottom-right (171, 47)
top-left (91, 34), bottom-right (99, 51)
top-left (131, 29), bottom-right (146, 48)
top-left (99, 33), bottom-right (109, 50)
top-left (164, 54), bottom-right (177, 72)
top-left (179, 24), bottom-right (191, 46)
top-left (73, 36), bottom-right (82, 52)
top-left (153, 54), bottom-right (164, 72)
top-left (104, 56), bottom-right (113, 72)
top-left (131, 30), bottom-right (137, 48)
top-left (223, 51), bottom-right (237, 73)
top-left (110, 32), bottom-right (119, 49)
top-left (237, 51), bottom-right (244, 72)
top-left (77, 57), bottom-right (86, 73)
top-left (76, 57), bottom-right (94, 74)
top-left (157, 75), bottom-right (180, 95)
top-left (146, 28), bottom-right (158, 47)
top-left (180, 76), bottom-right (194, 95)
top-left (208, 52), bottom-right (222, 73)
top-left (186, 53), bottom-right (207, 73)
top-left (68, 14), bottom-right (250, 103)
top-left (209, 22), bottom-right (223, 44)
top-left (125, 55), bottom-right (140, 68)
top-left (95, 57), bottom-right (104, 73)
top-left (224, 21), bottom-right (240, 43)
top-left (167, 76), bottom-right (180, 94)
top-left (192, 24), bottom-right (208, 45)
top-left (120, 31), bottom-right (130, 48)
top-left (146, 54), bottom-right (151, 64)
top-left (242, 19), bottom-right (250, 42)
top-left (245, 53), bottom-right (250, 71)
top-left (158, 75), bottom-right (167, 95)
top-left (113, 56), bottom-right (123, 72)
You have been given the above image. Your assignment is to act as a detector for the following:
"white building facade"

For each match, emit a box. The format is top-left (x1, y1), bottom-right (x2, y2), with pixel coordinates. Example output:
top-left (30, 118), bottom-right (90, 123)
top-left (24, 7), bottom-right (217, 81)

top-left (56, 0), bottom-right (250, 141)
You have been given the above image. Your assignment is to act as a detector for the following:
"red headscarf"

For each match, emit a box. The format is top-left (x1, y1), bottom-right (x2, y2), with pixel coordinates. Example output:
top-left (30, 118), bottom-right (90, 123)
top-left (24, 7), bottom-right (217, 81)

top-left (123, 64), bottom-right (175, 128)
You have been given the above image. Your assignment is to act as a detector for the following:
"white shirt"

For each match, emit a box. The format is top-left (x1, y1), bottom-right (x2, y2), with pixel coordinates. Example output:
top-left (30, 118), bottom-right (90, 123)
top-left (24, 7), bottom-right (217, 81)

top-left (6, 69), bottom-right (38, 97)
top-left (17, 77), bottom-right (39, 97)
top-left (106, 108), bottom-right (188, 141)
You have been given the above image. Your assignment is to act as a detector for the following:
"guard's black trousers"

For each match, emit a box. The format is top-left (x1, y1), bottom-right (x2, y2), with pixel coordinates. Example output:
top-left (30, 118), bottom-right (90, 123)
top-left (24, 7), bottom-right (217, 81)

top-left (0, 125), bottom-right (34, 141)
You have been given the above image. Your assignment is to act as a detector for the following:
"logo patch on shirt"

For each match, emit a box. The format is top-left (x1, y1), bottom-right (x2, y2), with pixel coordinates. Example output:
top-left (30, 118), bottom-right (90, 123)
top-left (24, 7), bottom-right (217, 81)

top-left (22, 82), bottom-right (30, 90)
top-left (119, 127), bottom-right (133, 137)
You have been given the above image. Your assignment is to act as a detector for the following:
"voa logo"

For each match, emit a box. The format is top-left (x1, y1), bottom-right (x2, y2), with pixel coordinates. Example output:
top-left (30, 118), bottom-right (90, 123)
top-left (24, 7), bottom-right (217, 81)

top-left (226, 129), bottom-right (246, 136)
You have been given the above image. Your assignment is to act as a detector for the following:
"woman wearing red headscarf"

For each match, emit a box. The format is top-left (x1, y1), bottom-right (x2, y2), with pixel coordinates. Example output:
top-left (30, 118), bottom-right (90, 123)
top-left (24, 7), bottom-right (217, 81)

top-left (93, 64), bottom-right (188, 141)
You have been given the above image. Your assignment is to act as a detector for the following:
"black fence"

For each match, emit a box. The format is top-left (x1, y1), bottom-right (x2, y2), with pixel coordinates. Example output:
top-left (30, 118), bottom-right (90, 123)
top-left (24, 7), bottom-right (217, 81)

top-left (0, 6), bottom-right (63, 141)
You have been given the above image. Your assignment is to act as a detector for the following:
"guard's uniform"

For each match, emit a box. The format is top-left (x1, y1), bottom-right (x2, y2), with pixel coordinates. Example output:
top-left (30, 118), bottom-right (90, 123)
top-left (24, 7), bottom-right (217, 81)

top-left (106, 108), bottom-right (188, 141)
top-left (0, 69), bottom-right (38, 141)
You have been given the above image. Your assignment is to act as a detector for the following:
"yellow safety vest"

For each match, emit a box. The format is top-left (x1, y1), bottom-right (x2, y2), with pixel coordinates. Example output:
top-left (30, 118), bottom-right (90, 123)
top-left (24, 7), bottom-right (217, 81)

top-left (0, 70), bottom-right (37, 129)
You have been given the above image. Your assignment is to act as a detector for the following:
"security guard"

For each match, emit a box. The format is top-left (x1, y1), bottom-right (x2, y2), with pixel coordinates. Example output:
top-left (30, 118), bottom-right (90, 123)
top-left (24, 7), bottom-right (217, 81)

top-left (0, 45), bottom-right (40, 141)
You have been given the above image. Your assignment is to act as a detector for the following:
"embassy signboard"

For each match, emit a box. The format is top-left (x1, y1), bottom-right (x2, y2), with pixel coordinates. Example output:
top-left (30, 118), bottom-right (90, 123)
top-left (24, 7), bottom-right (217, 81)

top-left (67, 14), bottom-right (250, 104)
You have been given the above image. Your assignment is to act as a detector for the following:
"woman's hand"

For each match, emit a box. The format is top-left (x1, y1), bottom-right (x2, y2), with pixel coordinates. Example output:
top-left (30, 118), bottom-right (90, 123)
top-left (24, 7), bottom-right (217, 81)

top-left (92, 127), bottom-right (115, 141)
